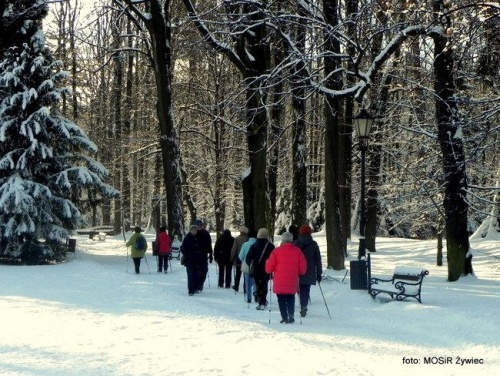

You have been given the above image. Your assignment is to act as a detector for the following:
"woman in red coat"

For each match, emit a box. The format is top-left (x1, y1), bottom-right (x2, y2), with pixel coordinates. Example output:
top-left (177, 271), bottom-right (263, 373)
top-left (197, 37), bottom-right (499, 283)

top-left (156, 226), bottom-right (172, 273)
top-left (265, 232), bottom-right (307, 323)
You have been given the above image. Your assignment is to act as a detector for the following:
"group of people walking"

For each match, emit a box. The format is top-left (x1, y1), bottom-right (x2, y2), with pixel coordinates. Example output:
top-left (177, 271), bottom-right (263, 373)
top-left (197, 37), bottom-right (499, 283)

top-left (127, 220), bottom-right (323, 324)
top-left (181, 221), bottom-right (323, 324)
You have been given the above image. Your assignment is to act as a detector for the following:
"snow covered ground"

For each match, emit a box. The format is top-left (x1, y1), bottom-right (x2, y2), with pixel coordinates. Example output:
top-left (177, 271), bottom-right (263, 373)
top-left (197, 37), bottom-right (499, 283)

top-left (1, 231), bottom-right (499, 376)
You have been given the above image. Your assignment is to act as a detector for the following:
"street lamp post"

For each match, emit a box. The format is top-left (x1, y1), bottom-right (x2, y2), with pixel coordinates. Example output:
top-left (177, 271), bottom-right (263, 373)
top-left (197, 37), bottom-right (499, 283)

top-left (350, 109), bottom-right (374, 290)
top-left (354, 109), bottom-right (374, 260)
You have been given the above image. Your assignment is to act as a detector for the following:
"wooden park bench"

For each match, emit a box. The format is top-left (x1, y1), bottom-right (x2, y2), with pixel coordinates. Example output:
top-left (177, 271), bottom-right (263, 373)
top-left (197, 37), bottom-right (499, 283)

top-left (369, 265), bottom-right (429, 303)
top-left (76, 226), bottom-right (114, 240)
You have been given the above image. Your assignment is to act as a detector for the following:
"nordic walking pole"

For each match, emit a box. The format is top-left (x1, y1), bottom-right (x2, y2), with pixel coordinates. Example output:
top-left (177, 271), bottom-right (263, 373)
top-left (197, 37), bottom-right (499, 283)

top-left (216, 263), bottom-right (220, 288)
top-left (269, 275), bottom-right (273, 324)
top-left (207, 259), bottom-right (211, 288)
top-left (143, 250), bottom-right (151, 274)
top-left (126, 246), bottom-right (129, 273)
top-left (318, 282), bottom-right (332, 319)
top-left (233, 267), bottom-right (237, 294)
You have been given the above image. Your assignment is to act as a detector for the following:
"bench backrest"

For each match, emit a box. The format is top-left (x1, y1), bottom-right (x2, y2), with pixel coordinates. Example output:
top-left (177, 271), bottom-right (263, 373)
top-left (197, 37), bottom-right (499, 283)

top-left (393, 266), bottom-right (429, 285)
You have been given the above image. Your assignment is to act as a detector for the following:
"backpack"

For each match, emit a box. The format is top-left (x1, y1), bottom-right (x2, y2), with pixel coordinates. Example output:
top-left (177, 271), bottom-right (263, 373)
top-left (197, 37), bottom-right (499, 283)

top-left (135, 235), bottom-right (147, 251)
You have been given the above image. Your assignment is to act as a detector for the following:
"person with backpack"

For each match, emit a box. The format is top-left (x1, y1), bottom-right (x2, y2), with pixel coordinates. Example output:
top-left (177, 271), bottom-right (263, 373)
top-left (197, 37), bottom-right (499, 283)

top-left (126, 226), bottom-right (148, 274)
top-left (239, 229), bottom-right (257, 303)
top-left (156, 226), bottom-right (172, 273)
top-left (245, 228), bottom-right (275, 310)
top-left (214, 229), bottom-right (235, 288)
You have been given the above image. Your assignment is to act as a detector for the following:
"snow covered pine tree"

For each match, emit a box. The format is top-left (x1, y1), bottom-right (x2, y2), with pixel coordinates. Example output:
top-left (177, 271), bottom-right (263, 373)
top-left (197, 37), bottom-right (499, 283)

top-left (0, 0), bottom-right (119, 264)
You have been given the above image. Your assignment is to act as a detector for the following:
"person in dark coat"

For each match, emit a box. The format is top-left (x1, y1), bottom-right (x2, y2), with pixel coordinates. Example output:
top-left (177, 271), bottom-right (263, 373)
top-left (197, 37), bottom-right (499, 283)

top-left (156, 226), bottom-right (172, 273)
top-left (288, 225), bottom-right (299, 241)
top-left (230, 226), bottom-right (248, 292)
top-left (180, 225), bottom-right (203, 296)
top-left (214, 229), bottom-right (235, 288)
top-left (195, 219), bottom-right (213, 292)
top-left (294, 225), bottom-right (323, 317)
top-left (245, 228), bottom-right (275, 310)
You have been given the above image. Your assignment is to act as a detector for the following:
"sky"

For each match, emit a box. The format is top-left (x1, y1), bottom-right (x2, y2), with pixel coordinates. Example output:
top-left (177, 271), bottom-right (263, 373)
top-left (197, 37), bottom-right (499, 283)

top-left (0, 230), bottom-right (499, 376)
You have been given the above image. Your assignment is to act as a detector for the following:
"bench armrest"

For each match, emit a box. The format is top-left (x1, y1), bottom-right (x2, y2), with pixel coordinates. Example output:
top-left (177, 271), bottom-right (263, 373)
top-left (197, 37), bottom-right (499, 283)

top-left (370, 276), bottom-right (394, 284)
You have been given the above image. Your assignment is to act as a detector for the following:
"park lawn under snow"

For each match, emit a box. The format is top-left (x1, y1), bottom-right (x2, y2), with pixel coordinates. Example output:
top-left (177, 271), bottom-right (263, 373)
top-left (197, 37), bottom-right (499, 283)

top-left (0, 231), bottom-right (499, 376)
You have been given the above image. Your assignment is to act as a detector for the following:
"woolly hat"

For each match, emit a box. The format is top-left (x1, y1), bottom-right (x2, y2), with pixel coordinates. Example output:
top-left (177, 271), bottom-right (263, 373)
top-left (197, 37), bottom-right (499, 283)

top-left (239, 226), bottom-right (249, 234)
top-left (134, 226), bottom-right (143, 233)
top-left (190, 225), bottom-right (198, 231)
top-left (257, 228), bottom-right (269, 239)
top-left (281, 231), bottom-right (293, 243)
top-left (195, 219), bottom-right (203, 226)
top-left (299, 225), bottom-right (312, 235)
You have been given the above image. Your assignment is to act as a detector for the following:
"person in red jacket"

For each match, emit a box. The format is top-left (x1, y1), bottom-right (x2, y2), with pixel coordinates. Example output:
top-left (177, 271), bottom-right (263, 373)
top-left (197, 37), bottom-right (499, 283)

top-left (265, 231), bottom-right (307, 324)
top-left (156, 226), bottom-right (172, 273)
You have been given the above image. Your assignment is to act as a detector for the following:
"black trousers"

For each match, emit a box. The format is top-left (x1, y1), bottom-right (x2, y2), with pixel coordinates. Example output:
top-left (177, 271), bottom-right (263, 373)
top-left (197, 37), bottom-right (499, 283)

top-left (277, 294), bottom-right (295, 321)
top-left (253, 275), bottom-right (269, 306)
top-left (157, 255), bottom-right (169, 272)
top-left (186, 263), bottom-right (205, 294)
top-left (233, 264), bottom-right (242, 290)
top-left (217, 261), bottom-right (232, 288)
top-left (132, 257), bottom-right (141, 273)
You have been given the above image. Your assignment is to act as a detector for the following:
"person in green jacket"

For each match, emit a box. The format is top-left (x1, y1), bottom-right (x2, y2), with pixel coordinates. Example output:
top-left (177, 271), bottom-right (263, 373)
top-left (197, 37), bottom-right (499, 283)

top-left (126, 226), bottom-right (148, 274)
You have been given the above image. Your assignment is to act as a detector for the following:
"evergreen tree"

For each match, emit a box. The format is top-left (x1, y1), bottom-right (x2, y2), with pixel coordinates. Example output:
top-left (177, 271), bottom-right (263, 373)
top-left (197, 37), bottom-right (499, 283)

top-left (0, 0), bottom-right (118, 263)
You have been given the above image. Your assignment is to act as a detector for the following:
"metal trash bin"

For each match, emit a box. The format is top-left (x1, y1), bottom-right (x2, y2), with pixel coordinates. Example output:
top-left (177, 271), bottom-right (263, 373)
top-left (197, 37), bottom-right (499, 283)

top-left (350, 260), bottom-right (367, 290)
top-left (67, 238), bottom-right (76, 252)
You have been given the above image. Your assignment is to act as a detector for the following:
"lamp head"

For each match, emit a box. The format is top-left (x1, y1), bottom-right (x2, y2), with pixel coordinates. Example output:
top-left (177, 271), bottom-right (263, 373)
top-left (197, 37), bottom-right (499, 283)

top-left (354, 109), bottom-right (374, 139)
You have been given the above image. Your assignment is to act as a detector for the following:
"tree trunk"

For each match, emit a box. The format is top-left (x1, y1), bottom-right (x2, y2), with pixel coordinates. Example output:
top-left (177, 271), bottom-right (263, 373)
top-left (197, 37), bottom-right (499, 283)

top-left (432, 1), bottom-right (472, 281)
top-left (269, 42), bottom-right (285, 237)
top-left (148, 0), bottom-right (185, 240)
top-left (291, 12), bottom-right (307, 227)
top-left (323, 0), bottom-right (345, 269)
top-left (245, 83), bottom-right (269, 231)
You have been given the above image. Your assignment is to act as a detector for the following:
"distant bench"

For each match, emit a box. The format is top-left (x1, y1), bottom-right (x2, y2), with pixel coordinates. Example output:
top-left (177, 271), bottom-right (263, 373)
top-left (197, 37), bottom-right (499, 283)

top-left (369, 266), bottom-right (429, 303)
top-left (76, 226), bottom-right (115, 240)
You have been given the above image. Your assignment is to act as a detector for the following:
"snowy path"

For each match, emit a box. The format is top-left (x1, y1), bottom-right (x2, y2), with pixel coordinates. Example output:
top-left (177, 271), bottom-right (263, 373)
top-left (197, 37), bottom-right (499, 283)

top-left (1, 233), bottom-right (499, 375)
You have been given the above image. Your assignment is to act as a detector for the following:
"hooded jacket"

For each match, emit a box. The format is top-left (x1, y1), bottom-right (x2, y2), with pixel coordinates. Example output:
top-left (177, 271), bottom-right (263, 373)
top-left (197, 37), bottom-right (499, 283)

top-left (214, 230), bottom-right (235, 263)
top-left (294, 234), bottom-right (323, 285)
top-left (156, 231), bottom-right (172, 255)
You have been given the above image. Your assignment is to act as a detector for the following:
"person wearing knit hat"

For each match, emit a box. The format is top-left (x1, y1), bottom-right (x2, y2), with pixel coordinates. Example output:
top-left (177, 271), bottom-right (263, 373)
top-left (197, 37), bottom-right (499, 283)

top-left (193, 219), bottom-right (213, 293)
top-left (238, 229), bottom-right (258, 304)
top-left (299, 225), bottom-right (312, 235)
top-left (180, 225), bottom-right (200, 295)
top-left (126, 225), bottom-right (148, 274)
top-left (257, 228), bottom-right (269, 239)
top-left (230, 226), bottom-right (249, 292)
top-left (294, 224), bottom-right (323, 317)
top-left (265, 232), bottom-right (306, 323)
top-left (245, 228), bottom-right (275, 310)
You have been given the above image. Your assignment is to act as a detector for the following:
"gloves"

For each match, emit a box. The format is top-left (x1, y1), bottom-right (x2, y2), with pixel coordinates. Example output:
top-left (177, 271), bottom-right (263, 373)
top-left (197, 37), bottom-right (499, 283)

top-left (317, 275), bottom-right (322, 283)
top-left (209, 256), bottom-right (213, 264)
